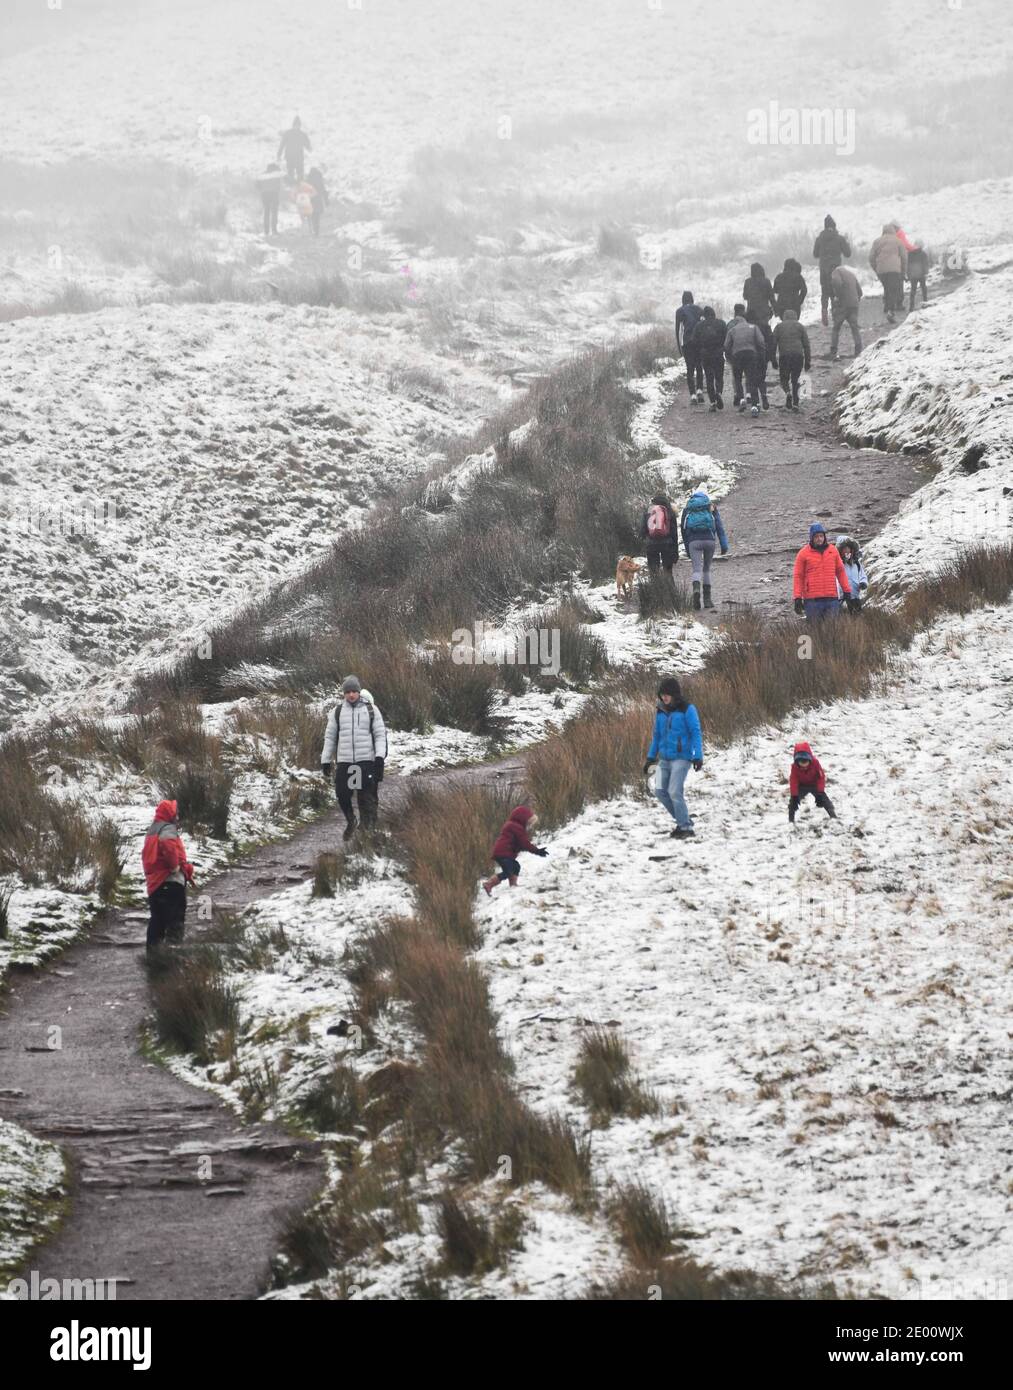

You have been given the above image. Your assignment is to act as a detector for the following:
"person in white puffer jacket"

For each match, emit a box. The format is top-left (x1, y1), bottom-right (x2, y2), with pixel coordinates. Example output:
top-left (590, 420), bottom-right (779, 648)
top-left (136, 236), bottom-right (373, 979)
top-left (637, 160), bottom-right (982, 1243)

top-left (320, 675), bottom-right (388, 839)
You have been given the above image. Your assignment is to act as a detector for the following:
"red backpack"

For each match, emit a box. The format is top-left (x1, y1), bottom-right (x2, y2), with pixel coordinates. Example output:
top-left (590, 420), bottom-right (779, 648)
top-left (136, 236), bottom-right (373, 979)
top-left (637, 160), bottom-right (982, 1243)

top-left (647, 504), bottom-right (670, 539)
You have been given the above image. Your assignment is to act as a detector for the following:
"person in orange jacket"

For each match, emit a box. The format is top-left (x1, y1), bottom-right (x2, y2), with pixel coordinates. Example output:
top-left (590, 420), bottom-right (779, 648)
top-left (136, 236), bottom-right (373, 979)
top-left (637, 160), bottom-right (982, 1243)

top-left (142, 799), bottom-right (195, 950)
top-left (793, 523), bottom-right (854, 621)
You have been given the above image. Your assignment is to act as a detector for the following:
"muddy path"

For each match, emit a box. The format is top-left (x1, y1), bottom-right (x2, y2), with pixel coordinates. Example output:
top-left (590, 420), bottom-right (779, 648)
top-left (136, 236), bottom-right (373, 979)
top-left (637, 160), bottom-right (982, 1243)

top-left (0, 284), bottom-right (950, 1302)
top-left (658, 285), bottom-right (959, 621)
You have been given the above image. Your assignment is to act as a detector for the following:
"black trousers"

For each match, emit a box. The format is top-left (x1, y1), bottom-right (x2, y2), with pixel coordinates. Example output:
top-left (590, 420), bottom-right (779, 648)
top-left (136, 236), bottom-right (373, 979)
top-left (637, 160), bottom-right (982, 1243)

top-left (702, 356), bottom-right (724, 402)
top-left (311, 195), bottom-right (324, 236)
top-left (261, 194), bottom-right (279, 236)
top-left (335, 760), bottom-right (379, 826)
top-left (645, 538), bottom-right (677, 573)
top-left (778, 351), bottom-right (804, 403)
top-left (788, 790), bottom-right (836, 822)
top-left (731, 350), bottom-right (762, 406)
top-left (493, 856), bottom-right (521, 881)
top-left (147, 881), bottom-right (186, 949)
top-left (908, 276), bottom-right (928, 309)
top-left (683, 344), bottom-right (703, 394)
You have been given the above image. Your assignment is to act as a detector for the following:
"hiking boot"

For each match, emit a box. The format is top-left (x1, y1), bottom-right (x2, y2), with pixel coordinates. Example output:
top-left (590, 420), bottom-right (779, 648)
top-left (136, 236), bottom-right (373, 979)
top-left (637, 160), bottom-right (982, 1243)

top-left (670, 827), bottom-right (696, 839)
top-left (702, 585), bottom-right (715, 609)
top-left (737, 400), bottom-right (746, 413)
top-left (750, 405), bottom-right (760, 418)
top-left (761, 396), bottom-right (770, 410)
top-left (708, 402), bottom-right (718, 412)
top-left (342, 817), bottom-right (357, 841)
top-left (716, 394), bottom-right (724, 410)
top-left (482, 876), bottom-right (497, 895)
top-left (695, 390), bottom-right (705, 405)
top-left (692, 580), bottom-right (702, 610)
top-left (507, 875), bottom-right (519, 887)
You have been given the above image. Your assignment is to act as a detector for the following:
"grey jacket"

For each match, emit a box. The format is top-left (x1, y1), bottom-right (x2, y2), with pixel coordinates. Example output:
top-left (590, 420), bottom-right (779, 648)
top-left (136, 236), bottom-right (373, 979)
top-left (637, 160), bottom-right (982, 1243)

top-left (321, 696), bottom-right (388, 765)
top-left (724, 316), bottom-right (766, 360)
top-left (830, 265), bottom-right (863, 313)
top-left (869, 228), bottom-right (908, 276)
top-left (772, 319), bottom-right (811, 367)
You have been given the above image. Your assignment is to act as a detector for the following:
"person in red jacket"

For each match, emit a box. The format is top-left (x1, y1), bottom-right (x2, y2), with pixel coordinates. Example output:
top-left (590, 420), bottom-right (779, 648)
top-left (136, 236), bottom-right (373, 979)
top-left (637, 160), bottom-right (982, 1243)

top-left (793, 523), bottom-right (855, 621)
top-left (482, 806), bottom-right (548, 894)
top-left (788, 743), bottom-right (837, 823)
top-left (142, 799), bottom-right (195, 950)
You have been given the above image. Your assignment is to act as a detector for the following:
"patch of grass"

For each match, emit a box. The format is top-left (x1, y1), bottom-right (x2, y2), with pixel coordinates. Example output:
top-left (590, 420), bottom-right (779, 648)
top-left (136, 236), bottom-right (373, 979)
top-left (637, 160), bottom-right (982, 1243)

top-left (589, 1258), bottom-right (840, 1301)
top-left (437, 1194), bottom-right (527, 1277)
top-left (145, 947), bottom-right (239, 1066)
top-left (637, 568), bottom-right (690, 618)
top-left (573, 1027), bottom-right (660, 1127)
top-left (290, 1063), bottom-right (366, 1134)
top-left (608, 1182), bottom-right (675, 1265)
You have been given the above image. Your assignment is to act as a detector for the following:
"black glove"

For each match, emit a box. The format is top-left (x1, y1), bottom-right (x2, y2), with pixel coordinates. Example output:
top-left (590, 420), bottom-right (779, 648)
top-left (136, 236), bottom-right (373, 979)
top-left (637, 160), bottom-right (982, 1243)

top-left (321, 762), bottom-right (332, 779)
top-left (845, 595), bottom-right (860, 612)
top-left (374, 756), bottom-right (384, 783)
top-left (859, 582), bottom-right (868, 591)
top-left (793, 597), bottom-right (805, 616)
top-left (535, 848), bottom-right (549, 857)
top-left (643, 760), bottom-right (655, 776)
top-left (692, 760), bottom-right (703, 772)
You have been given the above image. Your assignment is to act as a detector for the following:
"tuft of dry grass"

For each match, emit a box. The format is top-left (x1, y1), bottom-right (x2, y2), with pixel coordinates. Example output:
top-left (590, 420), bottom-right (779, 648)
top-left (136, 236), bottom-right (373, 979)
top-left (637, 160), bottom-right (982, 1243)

top-left (573, 1027), bottom-right (660, 1127)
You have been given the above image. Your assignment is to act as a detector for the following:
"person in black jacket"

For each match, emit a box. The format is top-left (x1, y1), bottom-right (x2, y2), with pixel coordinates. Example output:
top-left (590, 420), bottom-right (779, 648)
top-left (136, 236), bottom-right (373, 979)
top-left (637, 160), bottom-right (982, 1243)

top-left (692, 306), bottom-right (728, 411)
top-left (675, 291), bottom-right (705, 404)
top-left (771, 310), bottom-right (812, 411)
top-left (639, 493), bottom-right (679, 574)
top-left (773, 258), bottom-right (807, 318)
top-left (812, 214), bottom-right (852, 325)
top-left (742, 262), bottom-right (776, 365)
top-left (277, 116), bottom-right (311, 182)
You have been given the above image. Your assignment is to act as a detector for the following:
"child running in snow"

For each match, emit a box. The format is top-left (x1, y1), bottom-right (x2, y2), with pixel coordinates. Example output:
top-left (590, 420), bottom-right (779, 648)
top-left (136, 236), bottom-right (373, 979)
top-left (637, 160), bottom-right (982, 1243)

top-left (483, 806), bottom-right (548, 894)
top-left (788, 743), bottom-right (837, 824)
top-left (835, 535), bottom-right (868, 611)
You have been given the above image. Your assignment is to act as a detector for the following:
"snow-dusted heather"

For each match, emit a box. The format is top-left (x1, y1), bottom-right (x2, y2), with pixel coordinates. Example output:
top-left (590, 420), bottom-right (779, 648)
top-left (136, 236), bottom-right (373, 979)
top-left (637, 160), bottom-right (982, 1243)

top-left (0, 882), bottom-right (94, 979)
top-left (476, 602), bottom-right (1013, 1300)
top-left (838, 266), bottom-right (1013, 587)
top-left (629, 362), bottom-right (739, 500)
top-left (0, 1119), bottom-right (66, 1285)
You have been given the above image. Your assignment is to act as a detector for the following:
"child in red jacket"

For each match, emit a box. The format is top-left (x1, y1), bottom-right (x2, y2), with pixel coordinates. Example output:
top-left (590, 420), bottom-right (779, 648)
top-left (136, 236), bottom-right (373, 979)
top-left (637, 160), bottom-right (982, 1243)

top-left (788, 742), bottom-right (837, 823)
top-left (482, 806), bottom-right (548, 894)
top-left (142, 799), bottom-right (196, 949)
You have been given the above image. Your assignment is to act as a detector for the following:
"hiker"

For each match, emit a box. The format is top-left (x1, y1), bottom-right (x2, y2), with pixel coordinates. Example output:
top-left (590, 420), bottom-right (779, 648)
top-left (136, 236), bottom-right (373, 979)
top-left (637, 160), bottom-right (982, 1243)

top-left (292, 179), bottom-right (316, 232)
top-left (869, 223), bottom-right (908, 323)
top-left (676, 291), bottom-right (705, 404)
top-left (640, 493), bottom-right (680, 574)
top-left (773, 258), bottom-right (808, 319)
top-left (643, 678), bottom-right (703, 839)
top-left (812, 214), bottom-right (852, 326)
top-left (907, 243), bottom-right (930, 310)
top-left (142, 799), bottom-right (195, 951)
top-left (724, 303), bottom-right (767, 417)
top-left (680, 490), bottom-right (729, 611)
top-left (835, 535), bottom-right (868, 610)
top-left (307, 166), bottom-right (329, 237)
top-left (788, 742), bottom-right (837, 823)
top-left (693, 306), bottom-right (728, 411)
top-left (482, 806), bottom-right (548, 894)
top-left (742, 261), bottom-right (776, 362)
top-left (771, 309), bottom-right (812, 411)
top-left (792, 524), bottom-right (854, 621)
top-left (256, 162), bottom-right (283, 237)
top-left (277, 115), bottom-right (311, 182)
top-left (320, 676), bottom-right (388, 840)
top-left (829, 264), bottom-right (863, 360)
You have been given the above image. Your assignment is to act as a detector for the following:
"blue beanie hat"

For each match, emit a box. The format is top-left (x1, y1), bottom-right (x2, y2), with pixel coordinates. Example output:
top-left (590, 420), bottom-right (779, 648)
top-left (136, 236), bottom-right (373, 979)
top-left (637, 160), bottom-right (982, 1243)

top-left (809, 522), bottom-right (827, 541)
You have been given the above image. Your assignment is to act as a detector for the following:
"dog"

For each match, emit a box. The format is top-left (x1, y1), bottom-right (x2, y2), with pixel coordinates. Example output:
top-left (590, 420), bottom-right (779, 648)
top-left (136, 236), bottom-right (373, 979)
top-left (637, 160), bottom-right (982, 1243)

top-left (615, 554), bottom-right (640, 600)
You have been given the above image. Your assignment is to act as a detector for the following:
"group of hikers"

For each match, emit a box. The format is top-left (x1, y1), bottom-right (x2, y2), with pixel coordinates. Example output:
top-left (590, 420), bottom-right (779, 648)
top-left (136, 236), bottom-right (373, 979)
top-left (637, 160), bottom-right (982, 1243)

top-left (255, 117), bottom-right (330, 237)
top-left (675, 215), bottom-right (931, 413)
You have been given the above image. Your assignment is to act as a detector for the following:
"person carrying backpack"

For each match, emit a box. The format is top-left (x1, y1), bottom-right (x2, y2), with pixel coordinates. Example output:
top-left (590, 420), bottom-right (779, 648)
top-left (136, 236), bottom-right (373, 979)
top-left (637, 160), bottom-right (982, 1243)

top-left (676, 291), bottom-right (705, 404)
top-left (142, 799), bottom-right (195, 951)
top-left (771, 310), bottom-right (812, 411)
top-left (835, 535), bottom-right (869, 610)
top-left (639, 493), bottom-right (680, 574)
top-left (693, 306), bottom-right (728, 411)
top-left (320, 676), bottom-right (388, 839)
top-left (643, 677), bottom-right (703, 839)
top-left (812, 214), bottom-right (852, 326)
top-left (680, 490), bottom-right (729, 610)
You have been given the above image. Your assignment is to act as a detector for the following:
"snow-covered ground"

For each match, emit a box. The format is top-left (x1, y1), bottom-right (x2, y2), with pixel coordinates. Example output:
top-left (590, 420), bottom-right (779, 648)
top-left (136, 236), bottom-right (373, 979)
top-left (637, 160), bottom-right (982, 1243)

top-left (474, 601), bottom-right (1013, 1299)
top-left (0, 1119), bottom-right (66, 1286)
top-left (839, 265), bottom-right (1013, 587)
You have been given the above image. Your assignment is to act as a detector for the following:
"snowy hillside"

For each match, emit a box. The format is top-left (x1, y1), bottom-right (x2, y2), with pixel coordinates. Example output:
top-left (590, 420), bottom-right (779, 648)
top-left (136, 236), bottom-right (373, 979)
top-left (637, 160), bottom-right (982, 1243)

top-left (474, 601), bottom-right (1013, 1298)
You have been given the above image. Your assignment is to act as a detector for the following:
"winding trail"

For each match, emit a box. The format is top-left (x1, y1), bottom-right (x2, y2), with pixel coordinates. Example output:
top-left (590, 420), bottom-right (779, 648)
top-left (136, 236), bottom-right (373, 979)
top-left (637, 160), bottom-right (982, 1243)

top-left (0, 282), bottom-right (954, 1300)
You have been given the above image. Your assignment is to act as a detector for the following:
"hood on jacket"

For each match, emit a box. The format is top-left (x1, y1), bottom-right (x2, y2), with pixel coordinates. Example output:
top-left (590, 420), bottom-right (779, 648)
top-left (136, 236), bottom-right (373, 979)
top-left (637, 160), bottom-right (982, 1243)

top-left (701, 305), bottom-right (716, 319)
top-left (749, 262), bottom-right (765, 279)
top-left (687, 490), bottom-right (711, 505)
top-left (153, 799), bottom-right (178, 823)
top-left (881, 223), bottom-right (895, 235)
top-left (656, 676), bottom-right (688, 713)
top-left (507, 806), bottom-right (534, 828)
top-left (782, 309), bottom-right (798, 321)
top-left (783, 257), bottom-right (802, 274)
top-left (793, 741), bottom-right (815, 761)
top-left (835, 534), bottom-right (861, 559)
top-left (824, 215), bottom-right (836, 229)
top-left (681, 290), bottom-right (694, 305)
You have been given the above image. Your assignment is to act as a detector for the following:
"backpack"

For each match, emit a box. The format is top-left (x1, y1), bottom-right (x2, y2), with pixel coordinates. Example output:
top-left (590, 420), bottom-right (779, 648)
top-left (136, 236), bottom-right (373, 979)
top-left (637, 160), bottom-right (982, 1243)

top-left (647, 504), bottom-right (671, 539)
top-left (683, 500), bottom-right (715, 535)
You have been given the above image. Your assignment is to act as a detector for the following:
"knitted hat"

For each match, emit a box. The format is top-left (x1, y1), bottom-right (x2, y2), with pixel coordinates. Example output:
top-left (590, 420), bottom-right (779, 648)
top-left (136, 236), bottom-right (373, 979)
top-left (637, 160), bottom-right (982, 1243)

top-left (341, 675), bottom-right (362, 693)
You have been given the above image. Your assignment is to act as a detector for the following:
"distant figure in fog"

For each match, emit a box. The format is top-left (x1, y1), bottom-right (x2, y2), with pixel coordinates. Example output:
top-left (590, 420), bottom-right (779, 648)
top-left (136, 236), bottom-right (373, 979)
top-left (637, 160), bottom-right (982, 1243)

top-left (906, 243), bottom-right (930, 310)
top-left (869, 223), bottom-right (908, 324)
top-left (771, 310), bottom-right (811, 411)
top-left (292, 178), bottom-right (316, 232)
top-left (772, 258), bottom-right (807, 319)
top-left (306, 166), bottom-right (329, 236)
top-left (676, 290), bottom-right (705, 404)
top-left (724, 302), bottom-right (766, 417)
top-left (812, 214), bottom-right (852, 326)
top-left (828, 264), bottom-right (863, 360)
top-left (278, 116), bottom-right (311, 182)
top-left (742, 262), bottom-right (776, 363)
top-left (693, 306), bottom-right (728, 411)
top-left (256, 162), bottom-right (283, 236)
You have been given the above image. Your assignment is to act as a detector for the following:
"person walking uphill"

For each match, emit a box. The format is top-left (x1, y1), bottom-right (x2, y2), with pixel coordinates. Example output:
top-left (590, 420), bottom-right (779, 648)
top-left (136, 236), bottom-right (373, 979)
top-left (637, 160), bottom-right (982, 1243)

top-left (680, 491), bottom-right (729, 610)
top-left (676, 291), bottom-right (705, 404)
top-left (483, 807), bottom-right (547, 894)
top-left (142, 799), bottom-right (195, 951)
top-left (256, 162), bottom-right (283, 236)
top-left (869, 223), bottom-right (908, 323)
top-left (793, 524), bottom-right (854, 621)
top-left (813, 214), bottom-right (852, 326)
top-left (321, 676), bottom-right (388, 840)
top-left (640, 493), bottom-right (680, 574)
top-left (644, 678), bottom-right (703, 839)
top-left (773, 258), bottom-right (808, 319)
top-left (693, 306), bottom-right (727, 410)
top-left (771, 310), bottom-right (811, 410)
top-left (277, 116), bottom-right (311, 182)
top-left (787, 742), bottom-right (837, 823)
top-left (724, 304), bottom-right (767, 417)
top-left (829, 264), bottom-right (863, 360)
top-left (742, 262), bottom-right (777, 364)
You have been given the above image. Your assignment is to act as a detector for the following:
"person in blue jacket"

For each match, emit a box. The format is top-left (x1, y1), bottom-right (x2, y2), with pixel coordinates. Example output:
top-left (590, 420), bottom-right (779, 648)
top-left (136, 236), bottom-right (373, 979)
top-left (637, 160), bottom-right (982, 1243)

top-left (643, 677), bottom-right (703, 838)
top-left (680, 490), bottom-right (729, 611)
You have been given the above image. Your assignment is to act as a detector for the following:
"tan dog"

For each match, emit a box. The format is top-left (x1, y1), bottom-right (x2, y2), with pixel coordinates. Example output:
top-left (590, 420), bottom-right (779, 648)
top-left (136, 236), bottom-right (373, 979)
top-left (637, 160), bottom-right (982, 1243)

top-left (615, 555), bottom-right (639, 599)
